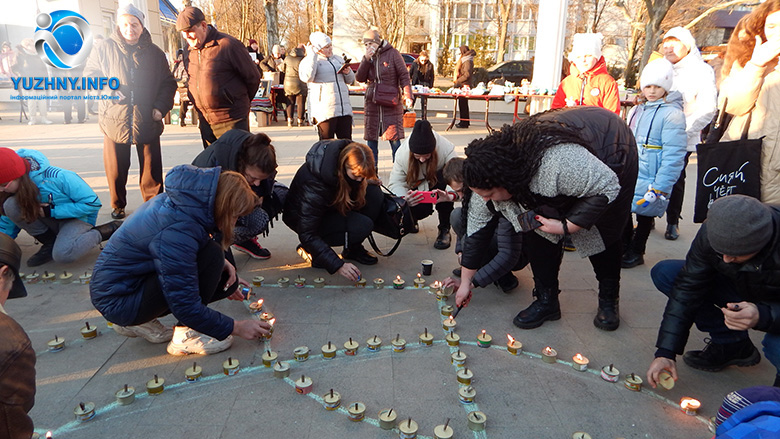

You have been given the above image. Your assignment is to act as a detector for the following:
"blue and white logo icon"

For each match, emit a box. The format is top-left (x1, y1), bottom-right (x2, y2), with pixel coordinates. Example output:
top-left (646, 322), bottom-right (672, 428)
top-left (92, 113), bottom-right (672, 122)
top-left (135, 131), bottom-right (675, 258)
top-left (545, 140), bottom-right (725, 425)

top-left (33, 10), bottom-right (93, 69)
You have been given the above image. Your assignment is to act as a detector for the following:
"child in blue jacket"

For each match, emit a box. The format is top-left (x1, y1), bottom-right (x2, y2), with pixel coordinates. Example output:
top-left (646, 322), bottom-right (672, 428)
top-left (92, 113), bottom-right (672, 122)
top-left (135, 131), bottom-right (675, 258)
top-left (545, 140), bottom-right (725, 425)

top-left (0, 148), bottom-right (121, 267)
top-left (622, 58), bottom-right (687, 268)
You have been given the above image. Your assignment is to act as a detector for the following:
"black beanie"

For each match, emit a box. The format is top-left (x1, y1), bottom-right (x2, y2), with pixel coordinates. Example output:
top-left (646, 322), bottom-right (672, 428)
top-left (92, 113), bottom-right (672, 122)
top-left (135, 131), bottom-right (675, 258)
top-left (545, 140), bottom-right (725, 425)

top-left (408, 120), bottom-right (436, 155)
top-left (707, 195), bottom-right (774, 256)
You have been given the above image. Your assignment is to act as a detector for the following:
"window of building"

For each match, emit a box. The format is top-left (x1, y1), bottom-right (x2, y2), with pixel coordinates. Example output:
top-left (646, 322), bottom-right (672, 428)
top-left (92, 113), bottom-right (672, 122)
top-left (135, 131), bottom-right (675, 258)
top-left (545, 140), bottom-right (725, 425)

top-left (485, 4), bottom-right (495, 19)
top-left (471, 3), bottom-right (482, 19)
top-left (455, 3), bottom-right (469, 19)
top-left (528, 36), bottom-right (536, 51)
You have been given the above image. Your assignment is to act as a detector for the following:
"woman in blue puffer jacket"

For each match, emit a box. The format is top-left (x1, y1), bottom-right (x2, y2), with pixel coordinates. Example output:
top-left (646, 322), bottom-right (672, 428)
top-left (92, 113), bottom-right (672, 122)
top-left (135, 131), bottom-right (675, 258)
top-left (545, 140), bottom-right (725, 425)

top-left (0, 148), bottom-right (120, 267)
top-left (90, 165), bottom-right (271, 355)
top-left (622, 58), bottom-right (687, 268)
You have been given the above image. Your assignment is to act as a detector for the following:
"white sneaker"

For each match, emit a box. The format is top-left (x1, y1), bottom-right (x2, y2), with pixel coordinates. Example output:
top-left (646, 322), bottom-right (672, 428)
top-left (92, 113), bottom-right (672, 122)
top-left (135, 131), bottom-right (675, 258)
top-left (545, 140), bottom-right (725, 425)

top-left (166, 326), bottom-right (233, 355)
top-left (112, 318), bottom-right (173, 343)
top-left (40, 118), bottom-right (53, 125)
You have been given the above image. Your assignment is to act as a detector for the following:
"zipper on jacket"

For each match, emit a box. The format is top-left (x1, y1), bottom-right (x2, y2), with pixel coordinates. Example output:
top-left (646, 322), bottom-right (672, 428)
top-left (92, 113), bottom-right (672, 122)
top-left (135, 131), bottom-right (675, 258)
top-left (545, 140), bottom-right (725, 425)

top-left (129, 60), bottom-right (135, 144)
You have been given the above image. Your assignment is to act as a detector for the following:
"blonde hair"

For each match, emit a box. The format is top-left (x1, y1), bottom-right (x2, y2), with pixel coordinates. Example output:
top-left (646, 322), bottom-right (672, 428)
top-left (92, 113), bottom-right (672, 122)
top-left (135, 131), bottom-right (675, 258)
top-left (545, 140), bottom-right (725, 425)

top-left (332, 143), bottom-right (376, 216)
top-left (214, 171), bottom-right (259, 249)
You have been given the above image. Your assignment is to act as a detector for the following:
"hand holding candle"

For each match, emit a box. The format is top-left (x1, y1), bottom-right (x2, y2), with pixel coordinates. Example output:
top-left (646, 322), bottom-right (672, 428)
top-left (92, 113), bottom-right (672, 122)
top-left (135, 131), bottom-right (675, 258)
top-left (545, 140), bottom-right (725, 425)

top-left (232, 319), bottom-right (272, 340)
top-left (722, 301), bottom-right (759, 330)
top-left (646, 356), bottom-right (678, 389)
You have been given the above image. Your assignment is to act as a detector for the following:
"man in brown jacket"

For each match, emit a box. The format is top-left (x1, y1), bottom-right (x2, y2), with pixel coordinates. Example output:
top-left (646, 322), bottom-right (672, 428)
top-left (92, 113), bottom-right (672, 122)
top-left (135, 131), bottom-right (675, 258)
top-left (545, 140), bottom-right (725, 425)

top-left (177, 7), bottom-right (261, 145)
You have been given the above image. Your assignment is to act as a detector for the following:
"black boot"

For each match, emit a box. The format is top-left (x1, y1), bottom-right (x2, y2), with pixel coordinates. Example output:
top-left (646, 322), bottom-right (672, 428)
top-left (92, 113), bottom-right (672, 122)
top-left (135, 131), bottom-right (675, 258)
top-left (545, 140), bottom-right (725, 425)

top-left (594, 278), bottom-right (620, 331)
top-left (342, 244), bottom-right (378, 265)
top-left (683, 338), bottom-right (761, 372)
top-left (27, 229), bottom-right (57, 267)
top-left (513, 287), bottom-right (561, 329)
top-left (93, 220), bottom-right (123, 241)
top-left (434, 226), bottom-right (451, 249)
top-left (494, 272), bottom-right (519, 293)
top-left (621, 250), bottom-right (644, 268)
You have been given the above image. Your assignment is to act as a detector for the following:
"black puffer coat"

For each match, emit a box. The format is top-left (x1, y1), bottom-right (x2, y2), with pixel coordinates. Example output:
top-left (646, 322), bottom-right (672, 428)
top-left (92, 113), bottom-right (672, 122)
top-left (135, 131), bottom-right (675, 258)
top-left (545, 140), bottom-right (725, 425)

top-left (657, 209), bottom-right (780, 356)
top-left (84, 28), bottom-right (176, 144)
top-left (283, 139), bottom-right (352, 274)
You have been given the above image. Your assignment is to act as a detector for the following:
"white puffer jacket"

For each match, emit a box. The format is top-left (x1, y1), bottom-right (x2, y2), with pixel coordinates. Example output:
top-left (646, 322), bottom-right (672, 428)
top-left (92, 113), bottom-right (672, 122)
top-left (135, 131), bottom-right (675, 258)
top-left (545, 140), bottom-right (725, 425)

top-left (299, 53), bottom-right (355, 125)
top-left (668, 49), bottom-right (718, 151)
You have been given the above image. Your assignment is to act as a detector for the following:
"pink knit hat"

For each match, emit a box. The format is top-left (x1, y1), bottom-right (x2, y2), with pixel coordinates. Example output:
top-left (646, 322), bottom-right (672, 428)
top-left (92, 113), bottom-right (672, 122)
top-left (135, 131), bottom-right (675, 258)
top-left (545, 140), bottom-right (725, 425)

top-left (0, 148), bottom-right (27, 185)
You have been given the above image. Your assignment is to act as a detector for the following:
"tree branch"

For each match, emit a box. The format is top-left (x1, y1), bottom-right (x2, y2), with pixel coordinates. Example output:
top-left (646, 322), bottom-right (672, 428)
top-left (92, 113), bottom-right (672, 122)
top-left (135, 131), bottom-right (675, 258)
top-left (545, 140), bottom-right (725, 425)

top-left (685, 0), bottom-right (754, 29)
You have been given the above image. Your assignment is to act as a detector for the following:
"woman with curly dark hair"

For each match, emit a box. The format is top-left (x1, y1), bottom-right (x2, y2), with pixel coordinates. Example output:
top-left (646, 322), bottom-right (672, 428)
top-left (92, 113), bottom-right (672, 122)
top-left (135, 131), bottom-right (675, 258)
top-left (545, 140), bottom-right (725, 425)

top-left (459, 106), bottom-right (637, 331)
top-left (720, 0), bottom-right (780, 204)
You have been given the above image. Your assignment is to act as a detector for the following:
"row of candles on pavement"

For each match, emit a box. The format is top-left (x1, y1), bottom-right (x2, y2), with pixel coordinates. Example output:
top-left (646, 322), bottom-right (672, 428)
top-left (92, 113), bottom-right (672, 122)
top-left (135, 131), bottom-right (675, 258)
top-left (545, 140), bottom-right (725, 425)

top-left (247, 273), bottom-right (437, 289)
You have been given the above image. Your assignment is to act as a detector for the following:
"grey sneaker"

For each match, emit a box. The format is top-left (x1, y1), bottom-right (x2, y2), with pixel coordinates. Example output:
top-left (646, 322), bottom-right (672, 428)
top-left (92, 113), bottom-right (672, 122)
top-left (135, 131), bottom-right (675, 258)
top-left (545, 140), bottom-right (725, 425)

top-left (112, 318), bottom-right (173, 343)
top-left (166, 326), bottom-right (233, 355)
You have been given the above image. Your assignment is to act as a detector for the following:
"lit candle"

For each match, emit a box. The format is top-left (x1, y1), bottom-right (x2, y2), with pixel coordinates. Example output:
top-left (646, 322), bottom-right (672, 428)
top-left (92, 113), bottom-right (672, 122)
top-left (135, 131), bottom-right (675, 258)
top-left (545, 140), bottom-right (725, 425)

top-left (322, 388), bottom-right (341, 410)
top-left (80, 322), bottom-right (98, 339)
top-left (249, 298), bottom-right (264, 314)
top-left (451, 349), bottom-right (467, 368)
top-left (295, 375), bottom-right (313, 394)
top-left (391, 334), bottom-right (406, 352)
top-left (419, 328), bottom-right (434, 346)
top-left (294, 276), bottom-right (306, 288)
top-left (456, 367), bottom-right (473, 385)
top-left (42, 271), bottom-right (55, 283)
top-left (146, 374), bottom-right (164, 395)
top-left (222, 357), bottom-right (240, 376)
top-left (680, 397), bottom-right (701, 415)
top-left (541, 346), bottom-right (558, 363)
top-left (393, 275), bottom-right (405, 289)
top-left (458, 385), bottom-right (476, 404)
top-left (293, 346), bottom-right (310, 361)
top-left (658, 370), bottom-right (675, 390)
top-left (373, 278), bottom-right (385, 289)
top-left (624, 373), bottom-right (643, 392)
top-left (277, 277), bottom-right (289, 288)
top-left (366, 335), bottom-right (382, 352)
top-left (398, 418), bottom-right (419, 439)
top-left (321, 341), bottom-right (337, 359)
top-left (74, 402), bottom-right (96, 422)
top-left (59, 271), bottom-right (73, 284)
top-left (445, 332), bottom-right (460, 347)
top-left (433, 419), bottom-right (454, 439)
top-left (78, 271), bottom-right (91, 284)
top-left (355, 278), bottom-right (367, 288)
top-left (572, 353), bottom-right (589, 371)
top-left (347, 402), bottom-right (366, 421)
top-left (313, 277), bottom-right (325, 288)
top-left (467, 411), bottom-right (487, 431)
top-left (413, 273), bottom-right (426, 288)
top-left (343, 338), bottom-right (359, 356)
top-left (429, 280), bottom-right (442, 295)
top-left (378, 408), bottom-right (397, 430)
top-left (506, 334), bottom-right (522, 355)
top-left (273, 361), bottom-right (290, 378)
top-left (443, 316), bottom-right (456, 333)
top-left (261, 350), bottom-right (278, 367)
top-left (185, 361), bottom-right (202, 382)
top-left (115, 384), bottom-right (135, 405)
top-left (259, 311), bottom-right (275, 322)
top-left (26, 271), bottom-right (39, 284)
top-left (261, 318), bottom-right (276, 341)
top-left (477, 329), bottom-right (492, 348)
top-left (47, 335), bottom-right (65, 352)
top-left (441, 304), bottom-right (453, 317)
top-left (252, 275), bottom-right (264, 287)
top-left (600, 363), bottom-right (620, 383)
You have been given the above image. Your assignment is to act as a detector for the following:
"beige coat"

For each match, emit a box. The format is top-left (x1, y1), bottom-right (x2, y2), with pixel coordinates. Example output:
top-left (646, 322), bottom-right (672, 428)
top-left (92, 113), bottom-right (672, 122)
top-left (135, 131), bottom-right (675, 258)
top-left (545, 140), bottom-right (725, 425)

top-left (721, 60), bottom-right (780, 204)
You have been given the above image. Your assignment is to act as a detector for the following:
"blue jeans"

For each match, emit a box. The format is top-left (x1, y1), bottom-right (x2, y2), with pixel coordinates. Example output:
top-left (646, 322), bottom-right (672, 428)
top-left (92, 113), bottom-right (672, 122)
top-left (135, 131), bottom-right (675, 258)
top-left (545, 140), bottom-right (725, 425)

top-left (367, 139), bottom-right (401, 166)
top-left (652, 260), bottom-right (780, 374)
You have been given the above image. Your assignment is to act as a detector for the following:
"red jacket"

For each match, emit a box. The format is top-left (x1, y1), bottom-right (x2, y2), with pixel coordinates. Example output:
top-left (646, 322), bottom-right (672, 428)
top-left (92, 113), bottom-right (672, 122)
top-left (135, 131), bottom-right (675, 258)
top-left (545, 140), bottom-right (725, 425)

top-left (552, 57), bottom-right (620, 114)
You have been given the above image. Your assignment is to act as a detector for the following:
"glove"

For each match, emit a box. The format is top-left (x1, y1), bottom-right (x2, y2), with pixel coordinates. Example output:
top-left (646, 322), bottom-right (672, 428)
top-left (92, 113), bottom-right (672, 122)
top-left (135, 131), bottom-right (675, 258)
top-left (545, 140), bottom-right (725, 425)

top-left (636, 184), bottom-right (667, 207)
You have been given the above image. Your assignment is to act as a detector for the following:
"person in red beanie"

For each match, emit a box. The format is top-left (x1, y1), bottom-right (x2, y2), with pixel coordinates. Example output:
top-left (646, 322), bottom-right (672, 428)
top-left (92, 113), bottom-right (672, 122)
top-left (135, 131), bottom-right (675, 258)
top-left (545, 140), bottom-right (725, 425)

top-left (0, 148), bottom-right (121, 267)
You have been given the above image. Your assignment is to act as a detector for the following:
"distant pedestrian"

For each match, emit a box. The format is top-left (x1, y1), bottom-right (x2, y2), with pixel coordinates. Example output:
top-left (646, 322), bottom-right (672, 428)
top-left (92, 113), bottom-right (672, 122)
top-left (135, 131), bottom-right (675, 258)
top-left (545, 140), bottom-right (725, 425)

top-left (14, 39), bottom-right (53, 125)
top-left (280, 45), bottom-right (307, 127)
top-left (552, 33), bottom-right (620, 114)
top-left (409, 50), bottom-right (435, 87)
top-left (453, 46), bottom-right (475, 128)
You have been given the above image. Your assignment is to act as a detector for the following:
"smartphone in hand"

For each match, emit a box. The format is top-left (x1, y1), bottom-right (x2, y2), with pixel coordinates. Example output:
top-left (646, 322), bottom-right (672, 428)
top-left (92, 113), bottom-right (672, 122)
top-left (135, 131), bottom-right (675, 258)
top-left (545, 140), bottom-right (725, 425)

top-left (415, 191), bottom-right (439, 204)
top-left (517, 210), bottom-right (543, 232)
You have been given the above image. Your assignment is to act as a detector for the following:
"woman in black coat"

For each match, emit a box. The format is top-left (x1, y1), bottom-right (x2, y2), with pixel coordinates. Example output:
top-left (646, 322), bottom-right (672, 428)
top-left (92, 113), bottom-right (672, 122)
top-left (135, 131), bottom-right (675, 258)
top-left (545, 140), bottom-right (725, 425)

top-left (409, 50), bottom-right (435, 87)
top-left (283, 140), bottom-right (383, 281)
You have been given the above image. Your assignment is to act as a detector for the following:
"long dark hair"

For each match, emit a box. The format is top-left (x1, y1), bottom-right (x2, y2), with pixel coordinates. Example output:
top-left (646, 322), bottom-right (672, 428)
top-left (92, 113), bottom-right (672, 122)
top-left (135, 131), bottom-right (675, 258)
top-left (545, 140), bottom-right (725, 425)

top-left (463, 114), bottom-right (586, 208)
top-left (405, 149), bottom-right (439, 189)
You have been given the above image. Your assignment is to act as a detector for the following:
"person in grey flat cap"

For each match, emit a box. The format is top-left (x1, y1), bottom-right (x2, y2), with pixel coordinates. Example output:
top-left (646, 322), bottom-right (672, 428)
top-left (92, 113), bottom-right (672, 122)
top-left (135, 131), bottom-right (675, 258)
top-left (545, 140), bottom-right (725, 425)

top-left (647, 195), bottom-right (780, 389)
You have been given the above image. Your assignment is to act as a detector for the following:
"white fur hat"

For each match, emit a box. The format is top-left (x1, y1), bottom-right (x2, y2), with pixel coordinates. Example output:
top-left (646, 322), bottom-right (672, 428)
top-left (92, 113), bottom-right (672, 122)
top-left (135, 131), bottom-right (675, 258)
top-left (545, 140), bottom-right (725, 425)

top-left (309, 32), bottom-right (331, 52)
top-left (640, 58), bottom-right (674, 91)
top-left (570, 33), bottom-right (603, 59)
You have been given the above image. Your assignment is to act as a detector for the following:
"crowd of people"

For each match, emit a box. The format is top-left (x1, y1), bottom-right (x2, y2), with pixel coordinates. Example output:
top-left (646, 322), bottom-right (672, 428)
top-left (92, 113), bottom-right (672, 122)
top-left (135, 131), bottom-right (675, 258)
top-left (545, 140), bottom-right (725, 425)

top-left (5, 3), bottom-right (780, 437)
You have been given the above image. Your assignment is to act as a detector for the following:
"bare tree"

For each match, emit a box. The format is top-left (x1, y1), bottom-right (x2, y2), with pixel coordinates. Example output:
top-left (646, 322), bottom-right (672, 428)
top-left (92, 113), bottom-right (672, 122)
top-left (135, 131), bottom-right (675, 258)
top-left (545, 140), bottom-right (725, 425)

top-left (265, 0), bottom-right (280, 48)
top-left (346, 0), bottom-right (409, 48)
top-left (494, 0), bottom-right (513, 64)
top-left (213, 0), bottom-right (267, 50)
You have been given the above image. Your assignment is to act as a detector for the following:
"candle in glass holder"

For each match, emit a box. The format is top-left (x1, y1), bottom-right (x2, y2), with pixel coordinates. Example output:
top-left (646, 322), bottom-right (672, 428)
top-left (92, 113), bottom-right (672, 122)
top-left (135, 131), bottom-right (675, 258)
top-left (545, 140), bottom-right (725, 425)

top-left (541, 346), bottom-right (557, 363)
top-left (391, 334), bottom-right (406, 352)
top-left (572, 353), bottom-right (589, 371)
top-left (600, 364), bottom-right (620, 382)
top-left (41, 271), bottom-right (55, 283)
top-left (273, 361), bottom-right (290, 378)
top-left (26, 272), bottom-right (39, 284)
top-left (277, 277), bottom-right (289, 288)
top-left (443, 316), bottom-right (456, 333)
top-left (456, 367), bottom-right (474, 385)
top-left (80, 322), bottom-right (98, 339)
top-left (344, 338), bottom-right (359, 356)
top-left (347, 402), bottom-right (365, 421)
top-left (446, 332), bottom-right (460, 346)
top-left (393, 275), bottom-right (405, 289)
top-left (252, 275), bottom-right (264, 287)
top-left (680, 397), bottom-right (701, 415)
top-left (355, 278), bottom-right (367, 288)
top-left (467, 411), bottom-right (487, 431)
top-left (223, 357), bottom-right (240, 375)
top-left (413, 273), bottom-right (426, 288)
top-left (295, 375), bottom-right (313, 394)
top-left (458, 385), bottom-right (476, 404)
top-left (147, 374), bottom-right (165, 395)
top-left (624, 373), bottom-right (643, 391)
top-left (373, 278), bottom-right (385, 289)
top-left (477, 330), bottom-right (492, 348)
top-left (294, 346), bottom-right (310, 361)
top-left (74, 402), bottom-right (96, 422)
top-left (59, 271), bottom-right (73, 284)
top-left (294, 276), bottom-right (306, 288)
top-left (185, 362), bottom-right (203, 382)
top-left (249, 298), bottom-right (264, 315)
top-left (323, 388), bottom-right (341, 410)
top-left (47, 335), bottom-right (65, 352)
top-left (378, 408), bottom-right (397, 430)
top-left (79, 271), bottom-right (91, 284)
top-left (434, 420), bottom-right (454, 439)
top-left (115, 384), bottom-right (135, 405)
top-left (262, 350), bottom-right (278, 367)
top-left (313, 277), bottom-right (325, 288)
top-left (321, 341), bottom-right (337, 359)
top-left (451, 349), bottom-right (467, 368)
top-left (366, 335), bottom-right (382, 352)
top-left (441, 304), bottom-right (453, 317)
top-left (419, 328), bottom-right (433, 346)
top-left (429, 280), bottom-right (442, 295)
top-left (398, 418), bottom-right (419, 439)
top-left (506, 334), bottom-right (522, 355)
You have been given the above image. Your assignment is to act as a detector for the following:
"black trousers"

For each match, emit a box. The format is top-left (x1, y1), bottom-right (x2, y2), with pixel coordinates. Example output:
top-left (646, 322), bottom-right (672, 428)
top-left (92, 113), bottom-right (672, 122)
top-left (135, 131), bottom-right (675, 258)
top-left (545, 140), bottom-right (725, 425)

top-left (458, 97), bottom-right (470, 126)
top-left (285, 94), bottom-right (306, 121)
top-left (102, 135), bottom-right (163, 209)
top-left (317, 115), bottom-right (353, 140)
top-left (132, 240), bottom-right (238, 325)
top-left (408, 169), bottom-right (454, 231)
top-left (666, 151), bottom-right (692, 226)
top-left (319, 184), bottom-right (383, 248)
top-left (623, 214), bottom-right (654, 255)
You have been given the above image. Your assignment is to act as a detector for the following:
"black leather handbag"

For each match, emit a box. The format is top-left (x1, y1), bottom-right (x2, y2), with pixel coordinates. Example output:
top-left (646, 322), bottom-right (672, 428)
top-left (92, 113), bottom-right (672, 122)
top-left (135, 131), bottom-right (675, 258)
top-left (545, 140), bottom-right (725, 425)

top-left (368, 185), bottom-right (415, 256)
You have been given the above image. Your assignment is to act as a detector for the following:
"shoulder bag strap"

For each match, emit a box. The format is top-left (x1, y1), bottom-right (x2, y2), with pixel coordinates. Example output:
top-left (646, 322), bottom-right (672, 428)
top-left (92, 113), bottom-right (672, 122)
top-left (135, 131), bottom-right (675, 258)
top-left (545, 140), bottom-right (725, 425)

top-left (367, 183), bottom-right (403, 257)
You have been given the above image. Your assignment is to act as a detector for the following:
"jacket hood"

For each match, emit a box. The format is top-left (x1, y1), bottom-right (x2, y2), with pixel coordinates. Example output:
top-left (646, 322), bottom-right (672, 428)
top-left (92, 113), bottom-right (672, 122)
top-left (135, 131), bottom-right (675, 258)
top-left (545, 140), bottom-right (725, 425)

top-left (210, 129), bottom-right (253, 169)
top-left (378, 40), bottom-right (396, 54)
top-left (646, 90), bottom-right (684, 111)
top-left (163, 165), bottom-right (221, 229)
top-left (15, 149), bottom-right (50, 180)
top-left (305, 139), bottom-right (351, 187)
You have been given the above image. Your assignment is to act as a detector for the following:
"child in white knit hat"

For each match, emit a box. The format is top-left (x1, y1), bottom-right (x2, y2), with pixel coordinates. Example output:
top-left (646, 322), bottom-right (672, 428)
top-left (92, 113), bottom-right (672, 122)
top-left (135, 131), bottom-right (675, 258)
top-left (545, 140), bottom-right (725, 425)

top-left (622, 58), bottom-right (687, 268)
